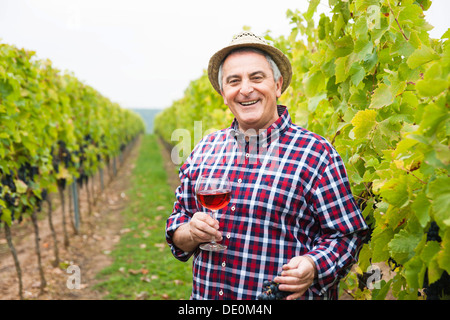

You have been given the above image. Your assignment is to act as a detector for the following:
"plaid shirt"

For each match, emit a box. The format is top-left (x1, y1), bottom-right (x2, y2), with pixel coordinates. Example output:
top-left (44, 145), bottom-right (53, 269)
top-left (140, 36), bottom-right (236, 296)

top-left (165, 106), bottom-right (368, 300)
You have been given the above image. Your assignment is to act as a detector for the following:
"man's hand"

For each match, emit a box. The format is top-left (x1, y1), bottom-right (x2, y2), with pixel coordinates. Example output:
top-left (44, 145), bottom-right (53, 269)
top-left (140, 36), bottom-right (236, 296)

top-left (188, 211), bottom-right (222, 244)
top-left (172, 212), bottom-right (222, 252)
top-left (274, 256), bottom-right (317, 300)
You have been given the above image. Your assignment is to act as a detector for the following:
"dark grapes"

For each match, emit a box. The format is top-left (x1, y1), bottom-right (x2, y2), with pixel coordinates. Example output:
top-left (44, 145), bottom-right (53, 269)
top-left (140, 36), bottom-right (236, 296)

top-left (426, 221), bottom-right (441, 242)
top-left (257, 279), bottom-right (290, 300)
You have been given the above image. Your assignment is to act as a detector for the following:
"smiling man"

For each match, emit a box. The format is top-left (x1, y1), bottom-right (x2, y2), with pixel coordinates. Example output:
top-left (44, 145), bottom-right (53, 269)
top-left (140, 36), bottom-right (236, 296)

top-left (166, 32), bottom-right (368, 300)
top-left (219, 48), bottom-right (282, 133)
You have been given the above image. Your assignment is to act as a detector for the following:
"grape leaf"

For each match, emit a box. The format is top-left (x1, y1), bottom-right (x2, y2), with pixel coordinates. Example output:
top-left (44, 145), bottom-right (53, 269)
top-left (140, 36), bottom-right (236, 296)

top-left (411, 191), bottom-right (431, 228)
top-left (388, 229), bottom-right (423, 264)
top-left (406, 46), bottom-right (440, 69)
top-left (379, 175), bottom-right (410, 208)
top-left (350, 109), bottom-right (377, 139)
top-left (416, 79), bottom-right (448, 97)
top-left (420, 241), bottom-right (441, 267)
top-left (369, 84), bottom-right (393, 109)
top-left (427, 176), bottom-right (450, 228)
top-left (404, 256), bottom-right (425, 289)
top-left (14, 179), bottom-right (28, 194)
top-left (437, 229), bottom-right (450, 273)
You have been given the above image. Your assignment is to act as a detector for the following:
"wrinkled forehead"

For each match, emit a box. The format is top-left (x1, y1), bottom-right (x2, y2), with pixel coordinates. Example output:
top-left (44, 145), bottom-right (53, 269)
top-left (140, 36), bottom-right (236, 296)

top-left (222, 50), bottom-right (272, 74)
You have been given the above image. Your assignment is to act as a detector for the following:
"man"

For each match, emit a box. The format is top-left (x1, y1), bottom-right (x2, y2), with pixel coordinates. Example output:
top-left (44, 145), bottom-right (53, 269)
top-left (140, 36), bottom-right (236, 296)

top-left (165, 32), bottom-right (368, 300)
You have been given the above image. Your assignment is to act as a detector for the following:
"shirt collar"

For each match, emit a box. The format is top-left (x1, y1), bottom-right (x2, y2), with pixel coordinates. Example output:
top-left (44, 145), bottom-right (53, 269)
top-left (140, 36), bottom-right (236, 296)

top-left (228, 105), bottom-right (291, 143)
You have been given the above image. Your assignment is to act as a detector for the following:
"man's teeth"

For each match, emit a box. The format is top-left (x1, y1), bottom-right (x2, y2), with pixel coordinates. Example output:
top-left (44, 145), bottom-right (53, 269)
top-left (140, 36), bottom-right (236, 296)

top-left (240, 100), bottom-right (258, 106)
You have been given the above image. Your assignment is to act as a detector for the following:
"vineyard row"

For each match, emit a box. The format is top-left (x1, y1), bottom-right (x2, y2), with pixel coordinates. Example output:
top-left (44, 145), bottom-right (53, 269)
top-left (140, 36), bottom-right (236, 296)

top-left (0, 42), bottom-right (145, 299)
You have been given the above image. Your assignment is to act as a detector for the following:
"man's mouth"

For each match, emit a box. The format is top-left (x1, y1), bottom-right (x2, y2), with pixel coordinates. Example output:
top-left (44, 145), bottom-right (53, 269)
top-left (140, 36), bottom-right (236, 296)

top-left (239, 100), bottom-right (259, 106)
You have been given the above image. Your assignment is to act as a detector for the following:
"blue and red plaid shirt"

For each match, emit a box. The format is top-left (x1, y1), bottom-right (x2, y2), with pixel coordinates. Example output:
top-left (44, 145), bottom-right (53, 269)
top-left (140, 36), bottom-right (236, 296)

top-left (165, 106), bottom-right (368, 300)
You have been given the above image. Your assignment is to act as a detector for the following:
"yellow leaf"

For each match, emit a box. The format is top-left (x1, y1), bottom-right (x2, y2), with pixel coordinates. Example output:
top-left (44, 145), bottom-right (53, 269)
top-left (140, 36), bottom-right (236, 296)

top-left (351, 109), bottom-right (377, 139)
top-left (14, 179), bottom-right (28, 194)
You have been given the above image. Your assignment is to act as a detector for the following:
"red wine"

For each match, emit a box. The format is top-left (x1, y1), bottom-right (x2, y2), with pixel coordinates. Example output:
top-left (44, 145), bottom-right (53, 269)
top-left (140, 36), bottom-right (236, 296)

top-left (197, 190), bottom-right (231, 210)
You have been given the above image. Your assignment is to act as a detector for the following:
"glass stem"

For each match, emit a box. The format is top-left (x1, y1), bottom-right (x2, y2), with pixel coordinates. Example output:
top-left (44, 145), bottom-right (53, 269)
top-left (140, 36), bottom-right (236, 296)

top-left (211, 210), bottom-right (217, 244)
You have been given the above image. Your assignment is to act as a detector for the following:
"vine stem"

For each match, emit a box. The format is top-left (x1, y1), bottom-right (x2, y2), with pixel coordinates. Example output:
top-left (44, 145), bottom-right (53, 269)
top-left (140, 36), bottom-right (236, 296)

top-left (409, 172), bottom-right (427, 185)
top-left (58, 184), bottom-right (70, 248)
top-left (31, 208), bottom-right (47, 293)
top-left (46, 197), bottom-right (60, 267)
top-left (387, 0), bottom-right (409, 41)
top-left (4, 222), bottom-right (24, 300)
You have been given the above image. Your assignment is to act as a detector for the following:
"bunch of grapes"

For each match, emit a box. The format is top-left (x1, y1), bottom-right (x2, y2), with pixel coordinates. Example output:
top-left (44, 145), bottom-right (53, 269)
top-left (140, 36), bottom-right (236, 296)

top-left (426, 221), bottom-right (441, 242)
top-left (52, 140), bottom-right (73, 190)
top-left (1, 173), bottom-right (18, 208)
top-left (423, 221), bottom-right (448, 300)
top-left (257, 280), bottom-right (290, 300)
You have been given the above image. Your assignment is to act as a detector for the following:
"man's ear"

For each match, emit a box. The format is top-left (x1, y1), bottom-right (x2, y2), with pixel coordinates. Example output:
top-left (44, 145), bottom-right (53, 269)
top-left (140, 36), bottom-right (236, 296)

top-left (275, 76), bottom-right (283, 98)
top-left (221, 90), bottom-right (229, 106)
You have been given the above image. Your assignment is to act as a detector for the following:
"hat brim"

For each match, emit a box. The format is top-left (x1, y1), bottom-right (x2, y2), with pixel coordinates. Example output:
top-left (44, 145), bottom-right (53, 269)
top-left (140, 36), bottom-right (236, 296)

top-left (208, 42), bottom-right (292, 95)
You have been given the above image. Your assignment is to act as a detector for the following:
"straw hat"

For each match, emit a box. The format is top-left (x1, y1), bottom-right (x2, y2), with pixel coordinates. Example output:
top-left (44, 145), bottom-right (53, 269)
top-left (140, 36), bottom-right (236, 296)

top-left (208, 31), bottom-right (292, 95)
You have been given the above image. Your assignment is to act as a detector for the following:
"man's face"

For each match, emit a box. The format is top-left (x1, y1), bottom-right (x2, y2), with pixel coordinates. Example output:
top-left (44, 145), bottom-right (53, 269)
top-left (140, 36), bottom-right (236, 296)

top-left (220, 51), bottom-right (283, 133)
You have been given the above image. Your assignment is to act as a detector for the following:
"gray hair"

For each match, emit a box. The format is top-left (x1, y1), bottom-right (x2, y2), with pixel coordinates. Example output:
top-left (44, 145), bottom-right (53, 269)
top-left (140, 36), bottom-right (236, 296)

top-left (217, 47), bottom-right (282, 92)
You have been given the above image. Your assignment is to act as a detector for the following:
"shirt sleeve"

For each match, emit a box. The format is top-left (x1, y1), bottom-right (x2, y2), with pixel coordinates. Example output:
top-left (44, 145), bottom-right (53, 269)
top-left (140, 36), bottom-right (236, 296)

top-left (304, 148), bottom-right (368, 296)
top-left (165, 158), bottom-right (197, 262)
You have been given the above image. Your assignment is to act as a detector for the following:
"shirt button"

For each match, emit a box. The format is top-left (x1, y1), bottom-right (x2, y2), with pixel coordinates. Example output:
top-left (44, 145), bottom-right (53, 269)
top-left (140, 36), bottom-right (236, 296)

top-left (222, 261), bottom-right (226, 267)
top-left (226, 233), bottom-right (231, 239)
top-left (245, 153), bottom-right (250, 158)
top-left (231, 206), bottom-right (235, 211)
top-left (238, 178), bottom-right (242, 183)
top-left (219, 290), bottom-right (223, 296)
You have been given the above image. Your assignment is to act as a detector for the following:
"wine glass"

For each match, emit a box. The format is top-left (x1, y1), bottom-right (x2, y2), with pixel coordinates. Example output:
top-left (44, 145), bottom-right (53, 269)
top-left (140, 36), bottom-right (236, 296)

top-left (195, 173), bottom-right (231, 251)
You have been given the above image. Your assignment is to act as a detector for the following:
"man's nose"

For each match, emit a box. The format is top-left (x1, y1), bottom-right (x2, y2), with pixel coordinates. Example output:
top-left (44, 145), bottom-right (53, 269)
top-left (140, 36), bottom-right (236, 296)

top-left (239, 79), bottom-right (254, 96)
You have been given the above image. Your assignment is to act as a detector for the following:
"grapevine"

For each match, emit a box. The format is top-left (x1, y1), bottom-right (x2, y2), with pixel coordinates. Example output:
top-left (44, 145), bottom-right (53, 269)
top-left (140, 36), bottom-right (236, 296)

top-left (0, 42), bottom-right (145, 298)
top-left (155, 0), bottom-right (449, 300)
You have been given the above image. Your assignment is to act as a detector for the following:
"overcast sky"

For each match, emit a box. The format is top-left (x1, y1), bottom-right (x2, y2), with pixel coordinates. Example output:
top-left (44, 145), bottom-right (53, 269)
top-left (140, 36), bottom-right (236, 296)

top-left (1, 0), bottom-right (448, 110)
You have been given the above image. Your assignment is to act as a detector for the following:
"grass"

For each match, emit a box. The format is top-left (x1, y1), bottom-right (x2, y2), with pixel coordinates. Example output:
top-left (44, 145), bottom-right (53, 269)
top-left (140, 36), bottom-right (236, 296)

top-left (94, 134), bottom-right (192, 300)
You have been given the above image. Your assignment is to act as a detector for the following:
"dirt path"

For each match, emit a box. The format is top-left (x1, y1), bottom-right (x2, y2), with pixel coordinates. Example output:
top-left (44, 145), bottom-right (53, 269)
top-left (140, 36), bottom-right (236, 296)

top-left (0, 138), bottom-right (142, 300)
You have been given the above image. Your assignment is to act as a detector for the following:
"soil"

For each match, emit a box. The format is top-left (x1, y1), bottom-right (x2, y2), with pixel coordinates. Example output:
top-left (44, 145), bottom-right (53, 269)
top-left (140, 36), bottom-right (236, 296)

top-left (0, 138), bottom-right (146, 300)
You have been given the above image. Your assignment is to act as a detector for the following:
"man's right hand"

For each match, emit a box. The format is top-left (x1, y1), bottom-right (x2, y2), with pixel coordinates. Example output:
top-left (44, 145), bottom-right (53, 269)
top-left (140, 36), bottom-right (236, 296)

top-left (189, 212), bottom-right (223, 244)
top-left (172, 212), bottom-right (223, 252)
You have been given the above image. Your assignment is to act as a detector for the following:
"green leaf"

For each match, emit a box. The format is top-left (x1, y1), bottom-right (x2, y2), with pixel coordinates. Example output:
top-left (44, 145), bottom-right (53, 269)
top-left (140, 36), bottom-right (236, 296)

top-left (350, 64), bottom-right (365, 86)
top-left (334, 35), bottom-right (354, 57)
top-left (348, 89), bottom-right (368, 107)
top-left (303, 71), bottom-right (326, 97)
top-left (420, 241), bottom-right (441, 267)
top-left (334, 56), bottom-right (349, 84)
top-left (406, 46), bottom-right (440, 69)
top-left (0, 207), bottom-right (12, 226)
top-left (371, 227), bottom-right (394, 262)
top-left (404, 255), bottom-right (425, 289)
top-left (369, 83), bottom-right (393, 109)
top-left (372, 279), bottom-right (392, 300)
top-left (427, 176), bottom-right (450, 228)
top-left (358, 244), bottom-right (372, 272)
top-left (380, 175), bottom-right (410, 208)
top-left (388, 229), bottom-right (423, 264)
top-left (307, 93), bottom-right (327, 112)
top-left (428, 259), bottom-right (444, 285)
top-left (14, 179), bottom-right (28, 194)
top-left (350, 109), bottom-right (377, 139)
top-left (417, 102), bottom-right (449, 136)
top-left (437, 229), bottom-right (450, 273)
top-left (412, 191), bottom-right (431, 228)
top-left (303, 0), bottom-right (320, 21)
top-left (416, 79), bottom-right (448, 97)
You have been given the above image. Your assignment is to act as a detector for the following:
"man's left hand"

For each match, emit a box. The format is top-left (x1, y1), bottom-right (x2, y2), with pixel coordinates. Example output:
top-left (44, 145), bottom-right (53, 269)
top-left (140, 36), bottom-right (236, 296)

top-left (273, 256), bottom-right (317, 300)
